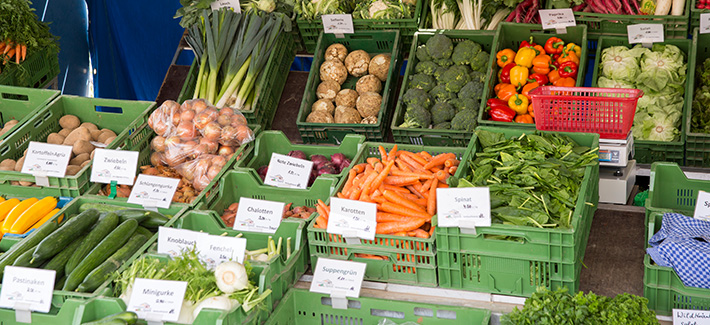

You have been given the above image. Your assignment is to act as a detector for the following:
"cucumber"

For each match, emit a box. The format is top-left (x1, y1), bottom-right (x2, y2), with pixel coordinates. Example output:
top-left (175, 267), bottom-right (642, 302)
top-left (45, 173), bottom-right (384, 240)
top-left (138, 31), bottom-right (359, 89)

top-left (63, 219), bottom-right (138, 291)
top-left (135, 226), bottom-right (154, 239)
top-left (44, 233), bottom-right (87, 279)
top-left (77, 233), bottom-right (147, 292)
top-left (79, 203), bottom-right (126, 214)
top-left (82, 311), bottom-right (137, 325)
top-left (54, 275), bottom-right (66, 290)
top-left (82, 319), bottom-right (127, 325)
top-left (65, 213), bottom-right (119, 275)
top-left (32, 209), bottom-right (100, 262)
top-left (0, 220), bottom-right (59, 277)
top-left (12, 244), bottom-right (44, 267)
top-left (116, 209), bottom-right (169, 228)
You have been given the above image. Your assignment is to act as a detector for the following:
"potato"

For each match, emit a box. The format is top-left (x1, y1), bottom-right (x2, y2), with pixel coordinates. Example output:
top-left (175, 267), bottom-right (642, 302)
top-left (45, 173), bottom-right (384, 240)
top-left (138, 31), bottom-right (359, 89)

top-left (100, 129), bottom-right (116, 137)
top-left (47, 133), bottom-right (66, 145)
top-left (14, 157), bottom-right (25, 171)
top-left (72, 140), bottom-right (94, 156)
top-left (97, 131), bottom-right (116, 144)
top-left (0, 159), bottom-right (16, 169)
top-left (69, 153), bottom-right (91, 166)
top-left (19, 181), bottom-right (34, 186)
top-left (3, 120), bottom-right (19, 129)
top-left (80, 160), bottom-right (91, 168)
top-left (59, 115), bottom-right (81, 129)
top-left (80, 122), bottom-right (98, 131)
top-left (63, 127), bottom-right (91, 145)
top-left (90, 130), bottom-right (103, 141)
top-left (65, 165), bottom-right (82, 176)
top-left (58, 128), bottom-right (72, 137)
top-left (10, 181), bottom-right (20, 186)
top-left (0, 165), bottom-right (13, 171)
top-left (102, 136), bottom-right (117, 145)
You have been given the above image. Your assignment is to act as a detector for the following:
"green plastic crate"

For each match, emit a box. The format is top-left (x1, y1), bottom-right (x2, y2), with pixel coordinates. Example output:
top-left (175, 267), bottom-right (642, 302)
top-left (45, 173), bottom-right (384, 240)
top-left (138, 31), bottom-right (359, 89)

top-left (546, 0), bottom-right (691, 39)
top-left (307, 142), bottom-right (470, 286)
top-left (692, 2), bottom-right (708, 31)
top-left (478, 23), bottom-right (588, 129)
top-left (592, 37), bottom-right (693, 165)
top-left (296, 31), bottom-right (403, 144)
top-left (0, 47), bottom-right (60, 88)
top-left (0, 298), bottom-right (88, 325)
top-left (0, 86), bottom-right (59, 143)
top-left (174, 209), bottom-right (308, 310)
top-left (0, 95), bottom-right (155, 194)
top-left (390, 30), bottom-right (495, 147)
top-left (437, 126), bottom-right (599, 297)
top-left (685, 29), bottom-right (710, 167)
top-left (177, 32), bottom-right (295, 130)
top-left (265, 288), bottom-right (491, 324)
top-left (72, 255), bottom-right (271, 325)
top-left (295, 0), bottom-right (423, 54)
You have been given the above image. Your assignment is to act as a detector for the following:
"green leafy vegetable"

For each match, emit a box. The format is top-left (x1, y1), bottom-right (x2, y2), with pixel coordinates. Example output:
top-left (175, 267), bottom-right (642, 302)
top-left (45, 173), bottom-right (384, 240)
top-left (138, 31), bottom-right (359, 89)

top-left (691, 59), bottom-right (710, 134)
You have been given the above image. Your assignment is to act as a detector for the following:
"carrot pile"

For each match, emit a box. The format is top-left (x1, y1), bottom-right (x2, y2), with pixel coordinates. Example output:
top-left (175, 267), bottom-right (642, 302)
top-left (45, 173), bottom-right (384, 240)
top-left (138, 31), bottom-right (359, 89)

top-left (313, 145), bottom-right (460, 239)
top-left (0, 40), bottom-right (27, 66)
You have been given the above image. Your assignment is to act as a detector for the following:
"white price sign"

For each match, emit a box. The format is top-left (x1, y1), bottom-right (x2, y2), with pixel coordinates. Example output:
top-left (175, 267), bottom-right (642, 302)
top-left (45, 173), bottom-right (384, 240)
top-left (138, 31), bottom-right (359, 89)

top-left (197, 235), bottom-right (247, 269)
top-left (21, 142), bottom-right (72, 178)
top-left (437, 187), bottom-right (491, 228)
top-left (539, 9), bottom-right (576, 33)
top-left (322, 14), bottom-right (355, 34)
top-left (0, 266), bottom-right (55, 315)
top-left (234, 198), bottom-right (285, 234)
top-left (326, 198), bottom-right (377, 241)
top-left (701, 13), bottom-right (710, 34)
top-left (627, 24), bottom-right (664, 46)
top-left (157, 227), bottom-right (206, 258)
top-left (90, 148), bottom-right (139, 185)
top-left (673, 309), bottom-right (710, 325)
top-left (264, 153), bottom-right (314, 189)
top-left (310, 258), bottom-right (366, 298)
top-left (211, 0), bottom-right (241, 12)
top-left (127, 175), bottom-right (180, 209)
top-left (127, 278), bottom-right (187, 323)
top-left (693, 190), bottom-right (710, 222)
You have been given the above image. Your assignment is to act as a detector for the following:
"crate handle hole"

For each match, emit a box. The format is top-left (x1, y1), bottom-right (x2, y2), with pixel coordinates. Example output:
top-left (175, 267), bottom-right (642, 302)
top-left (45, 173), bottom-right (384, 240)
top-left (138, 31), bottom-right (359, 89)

top-left (347, 35), bottom-right (373, 40)
top-left (1, 93), bottom-right (29, 101)
top-left (95, 106), bottom-right (124, 114)
top-left (320, 297), bottom-right (361, 309)
top-left (413, 307), bottom-right (434, 317)
top-left (371, 308), bottom-right (405, 319)
top-left (437, 309), bottom-right (457, 319)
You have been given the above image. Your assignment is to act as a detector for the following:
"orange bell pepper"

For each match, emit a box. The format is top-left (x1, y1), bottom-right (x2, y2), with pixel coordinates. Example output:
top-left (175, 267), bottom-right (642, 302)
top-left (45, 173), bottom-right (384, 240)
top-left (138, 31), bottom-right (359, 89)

top-left (533, 44), bottom-right (546, 56)
top-left (528, 103), bottom-right (535, 118)
top-left (496, 83), bottom-right (518, 101)
top-left (496, 49), bottom-right (516, 68)
top-left (531, 54), bottom-right (552, 76)
top-left (522, 82), bottom-right (540, 100)
top-left (515, 114), bottom-right (534, 124)
top-left (548, 69), bottom-right (561, 84)
top-left (557, 51), bottom-right (580, 65)
top-left (554, 77), bottom-right (576, 87)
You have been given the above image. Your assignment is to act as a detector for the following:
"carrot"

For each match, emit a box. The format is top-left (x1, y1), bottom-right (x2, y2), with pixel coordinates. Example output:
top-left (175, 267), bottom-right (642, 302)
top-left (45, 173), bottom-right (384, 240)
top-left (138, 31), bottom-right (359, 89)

top-left (367, 157), bottom-right (381, 167)
top-left (356, 254), bottom-right (385, 260)
top-left (316, 205), bottom-right (328, 221)
top-left (315, 215), bottom-right (327, 228)
top-left (411, 228), bottom-right (430, 238)
top-left (383, 184), bottom-right (410, 193)
top-left (402, 192), bottom-right (421, 202)
top-left (449, 166), bottom-right (458, 174)
top-left (20, 44), bottom-right (26, 62)
top-left (418, 151), bottom-right (433, 161)
top-left (391, 231), bottom-right (408, 237)
top-left (420, 178), bottom-right (434, 192)
top-left (374, 162), bottom-right (384, 173)
top-left (435, 170), bottom-right (450, 182)
top-left (379, 201), bottom-right (432, 220)
top-left (317, 199), bottom-right (330, 218)
top-left (360, 195), bottom-right (373, 203)
top-left (3, 42), bottom-right (11, 55)
top-left (372, 196), bottom-right (387, 204)
top-left (423, 153), bottom-right (456, 170)
top-left (402, 151), bottom-right (429, 166)
top-left (370, 160), bottom-right (395, 192)
top-left (383, 176), bottom-right (418, 186)
top-left (337, 193), bottom-right (346, 198)
top-left (383, 190), bottom-right (427, 213)
top-left (371, 189), bottom-right (382, 198)
top-left (395, 160), bottom-right (411, 172)
top-left (14, 44), bottom-right (20, 64)
top-left (342, 169), bottom-right (357, 194)
top-left (428, 179), bottom-right (438, 215)
top-left (437, 182), bottom-right (449, 188)
top-left (349, 187), bottom-right (363, 200)
top-left (387, 145), bottom-right (398, 162)
top-left (376, 218), bottom-right (426, 234)
top-left (444, 159), bottom-right (460, 168)
top-left (429, 226), bottom-right (435, 236)
top-left (352, 163), bottom-right (367, 173)
top-left (4, 49), bottom-right (14, 64)
top-left (377, 212), bottom-right (424, 223)
top-left (378, 146), bottom-right (388, 161)
top-left (390, 170), bottom-right (434, 179)
top-left (406, 185), bottom-right (426, 199)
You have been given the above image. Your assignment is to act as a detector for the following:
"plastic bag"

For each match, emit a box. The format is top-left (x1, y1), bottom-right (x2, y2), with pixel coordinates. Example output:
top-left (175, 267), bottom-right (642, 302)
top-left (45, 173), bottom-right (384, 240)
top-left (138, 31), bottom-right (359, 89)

top-left (377, 319), bottom-right (419, 325)
top-left (174, 154), bottom-right (229, 191)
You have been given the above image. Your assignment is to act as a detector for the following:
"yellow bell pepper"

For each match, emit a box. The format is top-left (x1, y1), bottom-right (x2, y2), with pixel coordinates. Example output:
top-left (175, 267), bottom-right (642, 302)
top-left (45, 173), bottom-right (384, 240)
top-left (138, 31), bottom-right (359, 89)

top-left (514, 47), bottom-right (536, 68)
top-left (508, 94), bottom-right (529, 115)
top-left (564, 43), bottom-right (582, 58)
top-left (510, 65), bottom-right (529, 87)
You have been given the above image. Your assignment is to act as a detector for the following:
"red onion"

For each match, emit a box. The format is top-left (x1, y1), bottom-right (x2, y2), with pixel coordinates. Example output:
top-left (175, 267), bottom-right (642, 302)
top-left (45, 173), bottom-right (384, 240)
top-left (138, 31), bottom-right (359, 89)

top-left (288, 150), bottom-right (307, 160)
top-left (257, 165), bottom-right (268, 181)
top-left (310, 154), bottom-right (328, 167)
top-left (339, 158), bottom-right (351, 172)
top-left (330, 153), bottom-right (346, 167)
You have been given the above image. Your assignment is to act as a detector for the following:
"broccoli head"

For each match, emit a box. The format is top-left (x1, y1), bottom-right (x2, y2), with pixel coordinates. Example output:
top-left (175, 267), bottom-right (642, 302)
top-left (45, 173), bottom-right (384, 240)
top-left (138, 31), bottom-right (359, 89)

top-left (433, 66), bottom-right (448, 81)
top-left (426, 34), bottom-right (453, 60)
top-left (441, 65), bottom-right (471, 93)
top-left (400, 105), bottom-right (431, 128)
top-left (433, 122), bottom-right (452, 129)
top-left (435, 58), bottom-right (454, 68)
top-left (431, 101), bottom-right (456, 124)
top-left (459, 80), bottom-right (484, 101)
top-left (402, 88), bottom-right (432, 109)
top-left (450, 98), bottom-right (479, 113)
top-left (451, 40), bottom-right (482, 66)
top-left (469, 51), bottom-right (490, 73)
top-left (408, 73), bottom-right (436, 92)
top-left (429, 84), bottom-right (457, 102)
top-left (451, 109), bottom-right (477, 131)
top-left (415, 61), bottom-right (438, 76)
top-left (470, 70), bottom-right (486, 83)
top-left (416, 44), bottom-right (431, 62)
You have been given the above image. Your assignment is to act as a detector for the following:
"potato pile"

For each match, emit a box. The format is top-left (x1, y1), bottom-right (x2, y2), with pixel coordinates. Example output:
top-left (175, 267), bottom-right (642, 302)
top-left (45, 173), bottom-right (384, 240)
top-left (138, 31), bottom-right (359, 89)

top-left (0, 115), bottom-right (117, 182)
top-left (0, 119), bottom-right (19, 137)
top-left (306, 43), bottom-right (391, 125)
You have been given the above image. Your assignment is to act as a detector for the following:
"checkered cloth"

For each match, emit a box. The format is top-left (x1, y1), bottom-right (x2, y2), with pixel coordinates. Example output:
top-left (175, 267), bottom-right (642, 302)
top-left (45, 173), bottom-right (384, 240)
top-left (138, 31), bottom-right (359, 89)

top-left (647, 212), bottom-right (710, 289)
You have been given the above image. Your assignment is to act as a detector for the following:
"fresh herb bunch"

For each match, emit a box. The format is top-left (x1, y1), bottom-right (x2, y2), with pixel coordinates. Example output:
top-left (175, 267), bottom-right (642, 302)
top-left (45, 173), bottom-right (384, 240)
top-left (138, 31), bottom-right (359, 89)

top-left (0, 0), bottom-right (58, 52)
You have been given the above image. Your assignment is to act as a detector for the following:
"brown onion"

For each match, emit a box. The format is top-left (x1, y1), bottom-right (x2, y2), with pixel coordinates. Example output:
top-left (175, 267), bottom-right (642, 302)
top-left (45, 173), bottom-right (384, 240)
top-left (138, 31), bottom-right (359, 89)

top-left (192, 99), bottom-right (208, 113)
top-left (180, 109), bottom-right (196, 122)
top-left (151, 136), bottom-right (166, 152)
top-left (206, 165), bottom-right (221, 180)
top-left (193, 176), bottom-right (210, 191)
top-left (192, 143), bottom-right (210, 157)
top-left (163, 150), bottom-right (187, 166)
top-left (172, 113), bottom-right (181, 126)
top-left (211, 155), bottom-right (227, 167)
top-left (217, 145), bottom-right (234, 157)
top-left (194, 159), bottom-right (210, 176)
top-left (217, 114), bottom-right (231, 127)
top-left (203, 122), bottom-right (221, 141)
top-left (230, 114), bottom-right (247, 127)
top-left (164, 136), bottom-right (181, 148)
top-left (153, 120), bottom-right (169, 136)
top-left (182, 140), bottom-right (198, 154)
top-left (150, 152), bottom-right (164, 166)
top-left (199, 138), bottom-right (219, 153)
top-left (219, 108), bottom-right (234, 116)
top-left (176, 121), bottom-right (198, 140)
top-left (179, 99), bottom-right (193, 111)
top-left (194, 110), bottom-right (217, 129)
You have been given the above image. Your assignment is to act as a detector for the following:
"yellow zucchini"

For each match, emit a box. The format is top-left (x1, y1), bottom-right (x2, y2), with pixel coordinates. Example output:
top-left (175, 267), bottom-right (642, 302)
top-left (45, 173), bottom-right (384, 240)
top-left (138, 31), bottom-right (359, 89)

top-left (0, 198), bottom-right (20, 223)
top-left (28, 208), bottom-right (61, 233)
top-left (1, 198), bottom-right (38, 233)
top-left (9, 197), bottom-right (57, 234)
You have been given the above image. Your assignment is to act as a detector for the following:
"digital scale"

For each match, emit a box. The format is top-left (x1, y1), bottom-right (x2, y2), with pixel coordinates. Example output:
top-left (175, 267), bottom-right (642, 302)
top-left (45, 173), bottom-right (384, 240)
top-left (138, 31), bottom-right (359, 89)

top-left (598, 132), bottom-right (636, 204)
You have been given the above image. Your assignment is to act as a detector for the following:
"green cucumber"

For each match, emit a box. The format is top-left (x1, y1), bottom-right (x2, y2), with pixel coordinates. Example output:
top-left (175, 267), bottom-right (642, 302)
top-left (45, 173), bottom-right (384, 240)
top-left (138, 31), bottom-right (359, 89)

top-left (0, 220), bottom-right (59, 277)
top-left (77, 233), bottom-right (147, 292)
top-left (32, 209), bottom-right (100, 263)
top-left (135, 226), bottom-right (154, 239)
top-left (44, 233), bottom-right (87, 279)
top-left (65, 212), bottom-right (119, 275)
top-left (79, 203), bottom-right (127, 213)
top-left (82, 311), bottom-right (137, 325)
top-left (82, 319), bottom-right (127, 325)
top-left (13, 244), bottom-right (44, 267)
top-left (63, 219), bottom-right (138, 291)
top-left (54, 275), bottom-right (66, 290)
top-left (116, 209), bottom-right (169, 228)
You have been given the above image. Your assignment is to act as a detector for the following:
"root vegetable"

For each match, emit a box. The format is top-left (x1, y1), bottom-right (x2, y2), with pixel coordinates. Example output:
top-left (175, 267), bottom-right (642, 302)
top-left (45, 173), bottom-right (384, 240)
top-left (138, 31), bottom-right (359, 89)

top-left (69, 153), bottom-right (91, 166)
top-left (72, 140), bottom-right (94, 155)
top-left (325, 43), bottom-right (348, 62)
top-left (90, 130), bottom-right (102, 141)
top-left (306, 110), bottom-right (335, 123)
top-left (102, 136), bottom-right (116, 145)
top-left (63, 127), bottom-right (91, 145)
top-left (316, 80), bottom-right (341, 101)
top-left (65, 165), bottom-right (82, 176)
top-left (312, 99), bottom-right (335, 115)
top-left (80, 122), bottom-right (98, 131)
top-left (344, 50), bottom-right (370, 77)
top-left (368, 54), bottom-right (391, 82)
top-left (214, 261), bottom-right (249, 293)
top-left (334, 106), bottom-right (362, 124)
top-left (320, 59), bottom-right (348, 85)
top-left (59, 115), bottom-right (80, 129)
top-left (356, 92), bottom-right (382, 118)
top-left (47, 133), bottom-right (65, 145)
top-left (58, 129), bottom-right (72, 137)
top-left (356, 75), bottom-right (382, 95)
top-left (335, 89), bottom-right (359, 107)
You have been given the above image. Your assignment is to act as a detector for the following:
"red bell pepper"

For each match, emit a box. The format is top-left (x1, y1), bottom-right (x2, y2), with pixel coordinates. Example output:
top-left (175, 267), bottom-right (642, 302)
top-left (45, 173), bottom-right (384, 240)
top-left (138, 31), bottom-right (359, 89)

top-left (544, 37), bottom-right (564, 54)
top-left (558, 61), bottom-right (578, 79)
top-left (519, 37), bottom-right (543, 55)
top-left (528, 73), bottom-right (549, 85)
top-left (487, 98), bottom-right (509, 109)
top-left (489, 105), bottom-right (516, 122)
top-left (499, 63), bottom-right (516, 84)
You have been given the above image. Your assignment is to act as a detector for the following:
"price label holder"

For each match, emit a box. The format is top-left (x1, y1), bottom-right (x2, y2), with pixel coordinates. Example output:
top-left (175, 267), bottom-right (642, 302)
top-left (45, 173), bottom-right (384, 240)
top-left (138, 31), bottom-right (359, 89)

top-left (672, 309), bottom-right (710, 324)
top-left (539, 9), bottom-right (576, 34)
top-left (157, 227), bottom-right (205, 258)
top-left (326, 198), bottom-right (377, 244)
top-left (211, 0), bottom-right (241, 13)
top-left (627, 24), bottom-right (664, 48)
top-left (264, 153), bottom-right (314, 189)
top-left (437, 187), bottom-right (491, 234)
top-left (701, 13), bottom-right (710, 34)
top-left (197, 235), bottom-right (247, 269)
top-left (90, 148), bottom-right (139, 186)
top-left (0, 266), bottom-right (56, 323)
top-left (21, 142), bottom-right (72, 186)
top-left (127, 175), bottom-right (180, 209)
top-left (310, 258), bottom-right (366, 310)
top-left (693, 190), bottom-right (710, 222)
top-left (234, 198), bottom-right (285, 233)
top-left (127, 278), bottom-right (187, 324)
top-left (322, 14), bottom-right (354, 38)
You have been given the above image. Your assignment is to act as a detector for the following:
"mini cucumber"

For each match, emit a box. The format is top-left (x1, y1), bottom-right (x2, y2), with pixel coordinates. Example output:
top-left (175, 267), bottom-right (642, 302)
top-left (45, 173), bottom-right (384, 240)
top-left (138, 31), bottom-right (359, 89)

top-left (78, 203), bottom-right (127, 214)
top-left (116, 209), bottom-right (169, 228)
top-left (82, 311), bottom-right (137, 325)
top-left (77, 233), bottom-right (147, 292)
top-left (12, 244), bottom-right (44, 267)
top-left (32, 209), bottom-right (100, 262)
top-left (0, 220), bottom-right (59, 277)
top-left (44, 233), bottom-right (87, 279)
top-left (135, 226), bottom-right (154, 239)
top-left (54, 276), bottom-right (66, 290)
top-left (65, 212), bottom-right (119, 275)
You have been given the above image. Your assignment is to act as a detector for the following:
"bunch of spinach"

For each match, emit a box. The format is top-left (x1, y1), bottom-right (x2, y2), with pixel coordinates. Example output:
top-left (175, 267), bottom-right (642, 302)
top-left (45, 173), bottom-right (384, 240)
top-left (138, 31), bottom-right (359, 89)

top-left (458, 129), bottom-right (598, 229)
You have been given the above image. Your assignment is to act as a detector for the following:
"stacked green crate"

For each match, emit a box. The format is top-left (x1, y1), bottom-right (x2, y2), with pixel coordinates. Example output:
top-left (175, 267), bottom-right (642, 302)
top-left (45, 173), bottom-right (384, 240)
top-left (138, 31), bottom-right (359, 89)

top-left (0, 86), bottom-right (59, 144)
top-left (685, 29), bottom-right (710, 166)
top-left (0, 47), bottom-right (60, 88)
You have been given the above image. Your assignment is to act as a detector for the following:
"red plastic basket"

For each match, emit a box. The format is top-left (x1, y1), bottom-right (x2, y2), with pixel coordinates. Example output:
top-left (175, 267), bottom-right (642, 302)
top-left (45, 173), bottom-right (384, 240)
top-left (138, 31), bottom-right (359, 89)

top-left (529, 86), bottom-right (644, 139)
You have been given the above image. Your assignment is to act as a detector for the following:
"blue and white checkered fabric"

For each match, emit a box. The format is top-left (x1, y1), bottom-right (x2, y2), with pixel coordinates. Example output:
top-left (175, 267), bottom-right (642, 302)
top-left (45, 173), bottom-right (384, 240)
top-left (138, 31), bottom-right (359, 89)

top-left (647, 212), bottom-right (710, 289)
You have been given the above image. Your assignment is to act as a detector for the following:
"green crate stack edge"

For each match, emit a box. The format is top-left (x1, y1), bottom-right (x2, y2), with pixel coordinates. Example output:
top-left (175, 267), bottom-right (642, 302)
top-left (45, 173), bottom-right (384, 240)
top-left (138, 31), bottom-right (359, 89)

top-left (83, 118), bottom-right (262, 209)
top-left (296, 30), bottom-right (403, 144)
top-left (264, 288), bottom-right (491, 325)
top-left (643, 162), bottom-right (710, 316)
top-left (306, 139), bottom-right (475, 286)
top-left (390, 30), bottom-right (495, 147)
top-left (177, 32), bottom-right (295, 130)
top-left (0, 196), bottom-right (187, 324)
top-left (544, 0), bottom-right (691, 39)
top-left (0, 47), bottom-right (60, 89)
top-left (295, 0), bottom-right (423, 54)
top-left (0, 95), bottom-right (155, 197)
top-left (685, 28), bottom-right (710, 167)
top-left (0, 86), bottom-right (59, 143)
top-left (692, 1), bottom-right (708, 30)
top-left (437, 126), bottom-right (599, 297)
top-left (477, 23), bottom-right (588, 129)
top-left (591, 36), bottom-right (694, 165)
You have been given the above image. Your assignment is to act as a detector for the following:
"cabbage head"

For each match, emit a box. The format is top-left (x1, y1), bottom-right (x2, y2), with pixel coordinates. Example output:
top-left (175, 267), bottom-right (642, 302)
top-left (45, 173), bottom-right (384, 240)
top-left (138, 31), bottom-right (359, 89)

top-left (637, 114), bottom-right (680, 142)
top-left (597, 76), bottom-right (635, 89)
top-left (637, 44), bottom-right (687, 94)
top-left (600, 45), bottom-right (647, 82)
